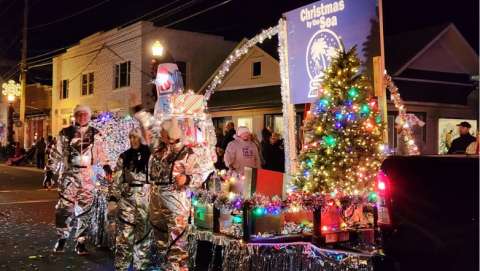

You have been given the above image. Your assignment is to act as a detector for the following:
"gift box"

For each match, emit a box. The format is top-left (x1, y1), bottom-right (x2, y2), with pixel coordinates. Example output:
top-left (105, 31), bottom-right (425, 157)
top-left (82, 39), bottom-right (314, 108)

top-left (194, 202), bottom-right (214, 230)
top-left (243, 168), bottom-right (287, 240)
top-left (171, 94), bottom-right (205, 115)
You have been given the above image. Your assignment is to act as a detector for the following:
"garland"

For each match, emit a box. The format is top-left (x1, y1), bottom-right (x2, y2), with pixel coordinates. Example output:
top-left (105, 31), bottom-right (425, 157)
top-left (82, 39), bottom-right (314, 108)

top-left (384, 74), bottom-right (420, 155)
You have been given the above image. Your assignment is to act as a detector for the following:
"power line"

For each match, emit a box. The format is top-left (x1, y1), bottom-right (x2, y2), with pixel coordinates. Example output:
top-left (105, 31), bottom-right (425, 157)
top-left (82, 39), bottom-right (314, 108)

top-left (28, 62), bottom-right (52, 69)
top-left (0, 63), bottom-right (20, 80)
top-left (24, 0), bottom-right (193, 61)
top-left (149, 0), bottom-right (199, 22)
top-left (0, 0), bottom-right (19, 18)
top-left (0, 33), bottom-right (21, 57)
top-left (104, 45), bottom-right (151, 78)
top-left (28, 0), bottom-right (112, 30)
top-left (26, 46), bottom-right (70, 61)
top-left (24, 0), bottom-right (231, 66)
top-left (119, 0), bottom-right (183, 28)
top-left (69, 44), bottom-right (105, 82)
top-left (163, 0), bottom-right (233, 27)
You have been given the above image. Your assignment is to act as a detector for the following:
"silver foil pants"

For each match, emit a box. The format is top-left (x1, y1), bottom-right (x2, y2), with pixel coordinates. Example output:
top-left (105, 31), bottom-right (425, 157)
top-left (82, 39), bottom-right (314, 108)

top-left (114, 185), bottom-right (153, 270)
top-left (55, 169), bottom-right (95, 241)
top-left (150, 186), bottom-right (191, 271)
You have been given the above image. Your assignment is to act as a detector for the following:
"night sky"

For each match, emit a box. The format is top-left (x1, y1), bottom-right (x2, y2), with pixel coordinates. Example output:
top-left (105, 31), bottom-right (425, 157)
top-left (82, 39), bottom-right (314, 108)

top-left (0, 0), bottom-right (478, 83)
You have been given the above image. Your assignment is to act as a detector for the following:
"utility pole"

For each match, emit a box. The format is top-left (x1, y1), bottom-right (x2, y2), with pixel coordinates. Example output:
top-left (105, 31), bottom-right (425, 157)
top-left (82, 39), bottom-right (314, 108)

top-left (19, 0), bottom-right (28, 147)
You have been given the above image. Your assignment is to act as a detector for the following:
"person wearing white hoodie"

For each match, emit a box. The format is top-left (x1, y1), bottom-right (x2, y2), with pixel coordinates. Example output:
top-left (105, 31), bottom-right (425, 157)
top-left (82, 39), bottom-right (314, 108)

top-left (224, 126), bottom-right (261, 175)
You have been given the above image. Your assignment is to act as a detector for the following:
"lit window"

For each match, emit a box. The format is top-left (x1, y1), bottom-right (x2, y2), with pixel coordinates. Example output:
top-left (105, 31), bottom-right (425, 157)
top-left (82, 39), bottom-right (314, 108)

top-left (237, 117), bottom-right (253, 132)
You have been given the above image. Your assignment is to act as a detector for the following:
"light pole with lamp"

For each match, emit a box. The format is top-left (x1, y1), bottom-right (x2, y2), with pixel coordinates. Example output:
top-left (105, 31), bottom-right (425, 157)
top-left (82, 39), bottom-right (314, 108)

top-left (150, 40), bottom-right (165, 102)
top-left (2, 80), bottom-right (21, 145)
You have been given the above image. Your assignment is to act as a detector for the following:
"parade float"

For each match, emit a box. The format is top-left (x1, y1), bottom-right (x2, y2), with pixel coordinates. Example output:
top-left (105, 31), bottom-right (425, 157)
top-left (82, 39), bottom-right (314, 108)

top-left (184, 0), bottom-right (423, 270)
top-left (86, 1), bottom-right (424, 269)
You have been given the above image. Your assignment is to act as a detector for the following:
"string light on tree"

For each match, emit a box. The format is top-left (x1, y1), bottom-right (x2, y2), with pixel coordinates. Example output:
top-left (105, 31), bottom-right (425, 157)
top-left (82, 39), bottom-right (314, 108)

top-left (295, 47), bottom-right (385, 197)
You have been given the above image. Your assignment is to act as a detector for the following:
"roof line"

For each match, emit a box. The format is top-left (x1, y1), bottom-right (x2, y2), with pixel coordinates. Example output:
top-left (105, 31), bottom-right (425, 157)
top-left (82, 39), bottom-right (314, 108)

top-left (198, 38), bottom-right (248, 93)
top-left (393, 76), bottom-right (474, 87)
top-left (217, 44), bottom-right (279, 90)
top-left (393, 24), bottom-right (451, 76)
top-left (198, 37), bottom-right (280, 94)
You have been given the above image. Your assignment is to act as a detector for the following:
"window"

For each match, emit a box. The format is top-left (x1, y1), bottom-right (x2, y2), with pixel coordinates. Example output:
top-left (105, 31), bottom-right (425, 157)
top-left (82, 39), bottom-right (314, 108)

top-left (387, 111), bottom-right (427, 152)
top-left (212, 117), bottom-right (232, 131)
top-left (175, 61), bottom-right (187, 88)
top-left (252, 61), bottom-right (262, 77)
top-left (114, 61), bottom-right (131, 89)
top-left (60, 79), bottom-right (69, 99)
top-left (237, 117), bottom-right (253, 132)
top-left (81, 72), bottom-right (94, 95)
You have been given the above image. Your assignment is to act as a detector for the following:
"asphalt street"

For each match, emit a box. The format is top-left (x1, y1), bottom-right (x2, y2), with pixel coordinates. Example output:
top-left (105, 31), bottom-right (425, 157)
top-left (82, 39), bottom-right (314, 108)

top-left (0, 164), bottom-right (114, 271)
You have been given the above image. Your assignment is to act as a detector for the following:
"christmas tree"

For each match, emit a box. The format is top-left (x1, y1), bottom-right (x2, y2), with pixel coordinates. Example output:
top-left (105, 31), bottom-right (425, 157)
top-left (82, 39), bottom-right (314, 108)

top-left (295, 47), bottom-right (385, 198)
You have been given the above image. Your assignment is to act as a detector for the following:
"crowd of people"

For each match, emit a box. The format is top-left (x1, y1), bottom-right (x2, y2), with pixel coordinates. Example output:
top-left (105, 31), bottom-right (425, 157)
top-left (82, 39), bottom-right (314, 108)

top-left (214, 121), bottom-right (286, 175)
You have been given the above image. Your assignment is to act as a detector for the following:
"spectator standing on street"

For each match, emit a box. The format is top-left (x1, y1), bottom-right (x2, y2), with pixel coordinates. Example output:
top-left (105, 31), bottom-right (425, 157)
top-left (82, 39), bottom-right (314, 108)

top-left (220, 122), bottom-right (236, 151)
top-left (43, 136), bottom-right (56, 189)
top-left (448, 122), bottom-right (477, 154)
top-left (251, 133), bottom-right (264, 166)
top-left (260, 128), bottom-right (272, 167)
top-left (224, 126), bottom-right (261, 175)
top-left (36, 137), bottom-right (46, 169)
top-left (262, 132), bottom-right (285, 172)
top-left (214, 127), bottom-right (227, 170)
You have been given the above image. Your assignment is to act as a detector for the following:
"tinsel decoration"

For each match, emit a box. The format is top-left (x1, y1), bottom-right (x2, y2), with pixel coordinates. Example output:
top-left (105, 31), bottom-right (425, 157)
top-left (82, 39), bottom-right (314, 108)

top-left (295, 47), bottom-right (385, 197)
top-left (90, 112), bottom-right (139, 167)
top-left (278, 18), bottom-right (298, 175)
top-left (188, 230), bottom-right (374, 271)
top-left (384, 74), bottom-right (420, 155)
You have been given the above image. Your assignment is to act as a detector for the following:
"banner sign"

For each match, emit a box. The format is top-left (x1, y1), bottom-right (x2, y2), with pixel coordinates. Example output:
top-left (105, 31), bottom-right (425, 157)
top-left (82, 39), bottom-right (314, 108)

top-left (284, 0), bottom-right (381, 104)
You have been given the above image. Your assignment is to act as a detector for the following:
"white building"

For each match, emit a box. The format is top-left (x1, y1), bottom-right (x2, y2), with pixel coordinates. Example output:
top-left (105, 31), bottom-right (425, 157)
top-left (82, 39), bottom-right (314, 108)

top-left (52, 21), bottom-right (235, 135)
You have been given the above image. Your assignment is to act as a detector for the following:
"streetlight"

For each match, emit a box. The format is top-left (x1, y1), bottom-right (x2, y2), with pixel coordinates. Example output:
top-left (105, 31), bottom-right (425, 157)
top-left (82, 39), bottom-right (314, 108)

top-left (150, 40), bottom-right (165, 102)
top-left (2, 80), bottom-right (21, 145)
top-left (151, 40), bottom-right (164, 57)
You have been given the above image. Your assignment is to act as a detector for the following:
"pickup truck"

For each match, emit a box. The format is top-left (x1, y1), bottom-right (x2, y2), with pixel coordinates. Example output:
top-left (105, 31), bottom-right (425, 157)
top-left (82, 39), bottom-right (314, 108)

top-left (379, 155), bottom-right (479, 271)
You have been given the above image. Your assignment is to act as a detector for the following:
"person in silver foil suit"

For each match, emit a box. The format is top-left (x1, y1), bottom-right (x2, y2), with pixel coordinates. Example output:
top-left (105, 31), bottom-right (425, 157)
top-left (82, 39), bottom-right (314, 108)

top-left (135, 109), bottom-right (200, 271)
top-left (49, 105), bottom-right (112, 255)
top-left (109, 128), bottom-right (153, 270)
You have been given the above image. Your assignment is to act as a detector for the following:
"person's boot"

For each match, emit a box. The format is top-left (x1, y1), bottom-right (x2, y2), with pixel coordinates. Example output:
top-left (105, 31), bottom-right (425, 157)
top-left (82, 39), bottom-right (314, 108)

top-left (53, 239), bottom-right (66, 253)
top-left (75, 241), bottom-right (89, 255)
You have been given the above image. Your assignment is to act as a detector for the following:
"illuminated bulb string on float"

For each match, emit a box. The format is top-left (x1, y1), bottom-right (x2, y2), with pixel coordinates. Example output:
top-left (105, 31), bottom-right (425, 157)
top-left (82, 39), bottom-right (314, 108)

top-left (384, 74), bottom-right (420, 155)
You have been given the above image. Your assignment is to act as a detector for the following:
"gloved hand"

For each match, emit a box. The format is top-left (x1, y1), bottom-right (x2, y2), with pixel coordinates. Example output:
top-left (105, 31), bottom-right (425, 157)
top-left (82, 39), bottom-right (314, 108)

top-left (103, 165), bottom-right (113, 181)
top-left (107, 201), bottom-right (117, 214)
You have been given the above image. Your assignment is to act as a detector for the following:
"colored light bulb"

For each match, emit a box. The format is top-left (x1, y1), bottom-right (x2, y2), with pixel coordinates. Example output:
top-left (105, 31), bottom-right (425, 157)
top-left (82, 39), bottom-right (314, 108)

top-left (360, 104), bottom-right (370, 114)
top-left (232, 215), bottom-right (243, 224)
top-left (253, 207), bottom-right (265, 217)
top-left (348, 87), bottom-right (359, 98)
top-left (368, 192), bottom-right (378, 202)
top-left (335, 112), bottom-right (344, 120)
top-left (323, 135), bottom-right (336, 147)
